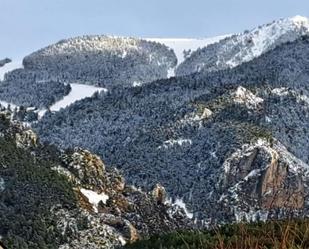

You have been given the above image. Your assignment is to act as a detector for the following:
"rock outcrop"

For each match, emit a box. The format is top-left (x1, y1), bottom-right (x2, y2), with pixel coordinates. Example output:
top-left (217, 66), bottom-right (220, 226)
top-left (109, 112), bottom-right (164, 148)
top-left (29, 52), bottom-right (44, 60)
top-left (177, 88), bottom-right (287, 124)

top-left (219, 139), bottom-right (306, 222)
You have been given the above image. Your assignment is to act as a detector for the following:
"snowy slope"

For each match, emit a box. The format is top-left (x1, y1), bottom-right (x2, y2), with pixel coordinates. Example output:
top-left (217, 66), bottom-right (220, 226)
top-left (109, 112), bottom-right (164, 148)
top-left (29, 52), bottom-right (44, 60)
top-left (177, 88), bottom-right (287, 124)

top-left (147, 36), bottom-right (229, 77)
top-left (49, 83), bottom-right (107, 112)
top-left (0, 82), bottom-right (107, 119)
top-left (0, 60), bottom-right (23, 81)
top-left (38, 83), bottom-right (106, 118)
top-left (147, 36), bottom-right (228, 65)
top-left (226, 15), bottom-right (309, 67)
top-left (177, 15), bottom-right (309, 76)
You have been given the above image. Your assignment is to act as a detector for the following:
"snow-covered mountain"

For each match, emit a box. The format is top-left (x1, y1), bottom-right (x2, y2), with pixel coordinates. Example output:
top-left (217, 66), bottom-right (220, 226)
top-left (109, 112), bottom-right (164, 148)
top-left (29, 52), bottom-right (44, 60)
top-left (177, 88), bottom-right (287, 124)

top-left (2, 16), bottom-right (309, 117)
top-left (177, 15), bottom-right (309, 76)
top-left (0, 36), bottom-right (228, 113)
top-left (22, 35), bottom-right (177, 88)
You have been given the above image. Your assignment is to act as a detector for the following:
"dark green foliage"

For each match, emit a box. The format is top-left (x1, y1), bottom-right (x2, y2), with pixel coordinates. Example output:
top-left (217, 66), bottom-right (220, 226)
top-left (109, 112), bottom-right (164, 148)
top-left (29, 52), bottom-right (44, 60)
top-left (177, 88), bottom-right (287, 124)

top-left (0, 135), bottom-right (76, 248)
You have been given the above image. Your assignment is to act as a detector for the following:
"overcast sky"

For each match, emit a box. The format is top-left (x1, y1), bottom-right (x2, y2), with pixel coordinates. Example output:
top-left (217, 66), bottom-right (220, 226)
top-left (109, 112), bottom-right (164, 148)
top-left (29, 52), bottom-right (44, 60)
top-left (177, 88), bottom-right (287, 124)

top-left (1, 0), bottom-right (309, 59)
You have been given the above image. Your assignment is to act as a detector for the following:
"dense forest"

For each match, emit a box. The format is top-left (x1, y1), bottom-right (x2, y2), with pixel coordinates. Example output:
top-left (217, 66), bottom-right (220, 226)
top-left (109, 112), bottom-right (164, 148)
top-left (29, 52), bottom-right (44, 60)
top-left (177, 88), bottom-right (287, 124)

top-left (34, 36), bottom-right (309, 222)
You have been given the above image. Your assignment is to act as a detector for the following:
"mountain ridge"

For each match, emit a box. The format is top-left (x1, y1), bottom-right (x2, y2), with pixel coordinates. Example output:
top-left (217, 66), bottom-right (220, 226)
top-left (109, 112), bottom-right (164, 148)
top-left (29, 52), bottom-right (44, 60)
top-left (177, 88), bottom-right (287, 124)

top-left (176, 15), bottom-right (309, 76)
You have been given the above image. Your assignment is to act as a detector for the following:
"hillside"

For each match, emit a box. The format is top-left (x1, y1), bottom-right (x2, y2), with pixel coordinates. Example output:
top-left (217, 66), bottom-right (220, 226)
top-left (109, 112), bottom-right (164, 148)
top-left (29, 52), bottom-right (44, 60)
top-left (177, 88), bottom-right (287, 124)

top-left (33, 35), bottom-right (309, 224)
top-left (22, 35), bottom-right (177, 87)
top-left (0, 109), bottom-right (191, 248)
top-left (147, 36), bottom-right (228, 76)
top-left (177, 16), bottom-right (309, 76)
top-left (0, 36), bottom-right (178, 110)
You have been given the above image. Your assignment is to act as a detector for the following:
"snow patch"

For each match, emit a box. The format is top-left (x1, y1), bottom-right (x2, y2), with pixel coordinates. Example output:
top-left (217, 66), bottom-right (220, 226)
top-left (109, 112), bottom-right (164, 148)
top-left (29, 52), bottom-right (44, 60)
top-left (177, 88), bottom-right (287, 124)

top-left (0, 101), bottom-right (18, 110)
top-left (167, 67), bottom-right (175, 78)
top-left (118, 236), bottom-right (127, 246)
top-left (80, 188), bottom-right (109, 212)
top-left (50, 83), bottom-right (107, 112)
top-left (174, 198), bottom-right (194, 219)
top-left (234, 208), bottom-right (269, 222)
top-left (226, 16), bottom-right (309, 69)
top-left (158, 138), bottom-right (192, 149)
top-left (0, 177), bottom-right (5, 192)
top-left (244, 169), bottom-right (261, 181)
top-left (147, 36), bottom-right (229, 78)
top-left (271, 87), bottom-right (289, 96)
top-left (148, 36), bottom-right (229, 65)
top-left (265, 116), bottom-right (272, 123)
top-left (132, 81), bottom-right (142, 87)
top-left (38, 83), bottom-right (106, 118)
top-left (232, 86), bottom-right (264, 109)
top-left (0, 60), bottom-right (23, 81)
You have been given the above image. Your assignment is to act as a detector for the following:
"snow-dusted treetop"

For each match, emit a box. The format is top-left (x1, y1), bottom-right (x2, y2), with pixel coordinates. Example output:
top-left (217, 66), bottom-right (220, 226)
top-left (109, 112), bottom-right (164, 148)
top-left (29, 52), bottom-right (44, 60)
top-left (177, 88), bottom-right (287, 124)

top-left (22, 35), bottom-right (177, 87)
top-left (26, 35), bottom-right (145, 56)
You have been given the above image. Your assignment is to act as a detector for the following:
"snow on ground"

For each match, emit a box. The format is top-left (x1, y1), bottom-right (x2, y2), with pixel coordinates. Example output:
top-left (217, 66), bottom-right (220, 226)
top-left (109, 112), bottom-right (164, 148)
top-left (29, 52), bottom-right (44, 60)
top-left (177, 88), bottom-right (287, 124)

top-left (0, 101), bottom-right (17, 110)
top-left (158, 138), bottom-right (192, 149)
top-left (165, 197), bottom-right (194, 219)
top-left (244, 169), bottom-right (261, 181)
top-left (0, 60), bottom-right (23, 81)
top-left (80, 188), bottom-right (109, 212)
top-left (50, 83), bottom-right (107, 112)
top-left (146, 36), bottom-right (229, 77)
top-left (226, 16), bottom-right (309, 67)
top-left (234, 208), bottom-right (269, 222)
top-left (232, 86), bottom-right (264, 109)
top-left (147, 36), bottom-right (229, 65)
top-left (0, 83), bottom-right (106, 119)
top-left (38, 83), bottom-right (107, 118)
top-left (174, 198), bottom-right (194, 219)
top-left (0, 177), bottom-right (5, 192)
